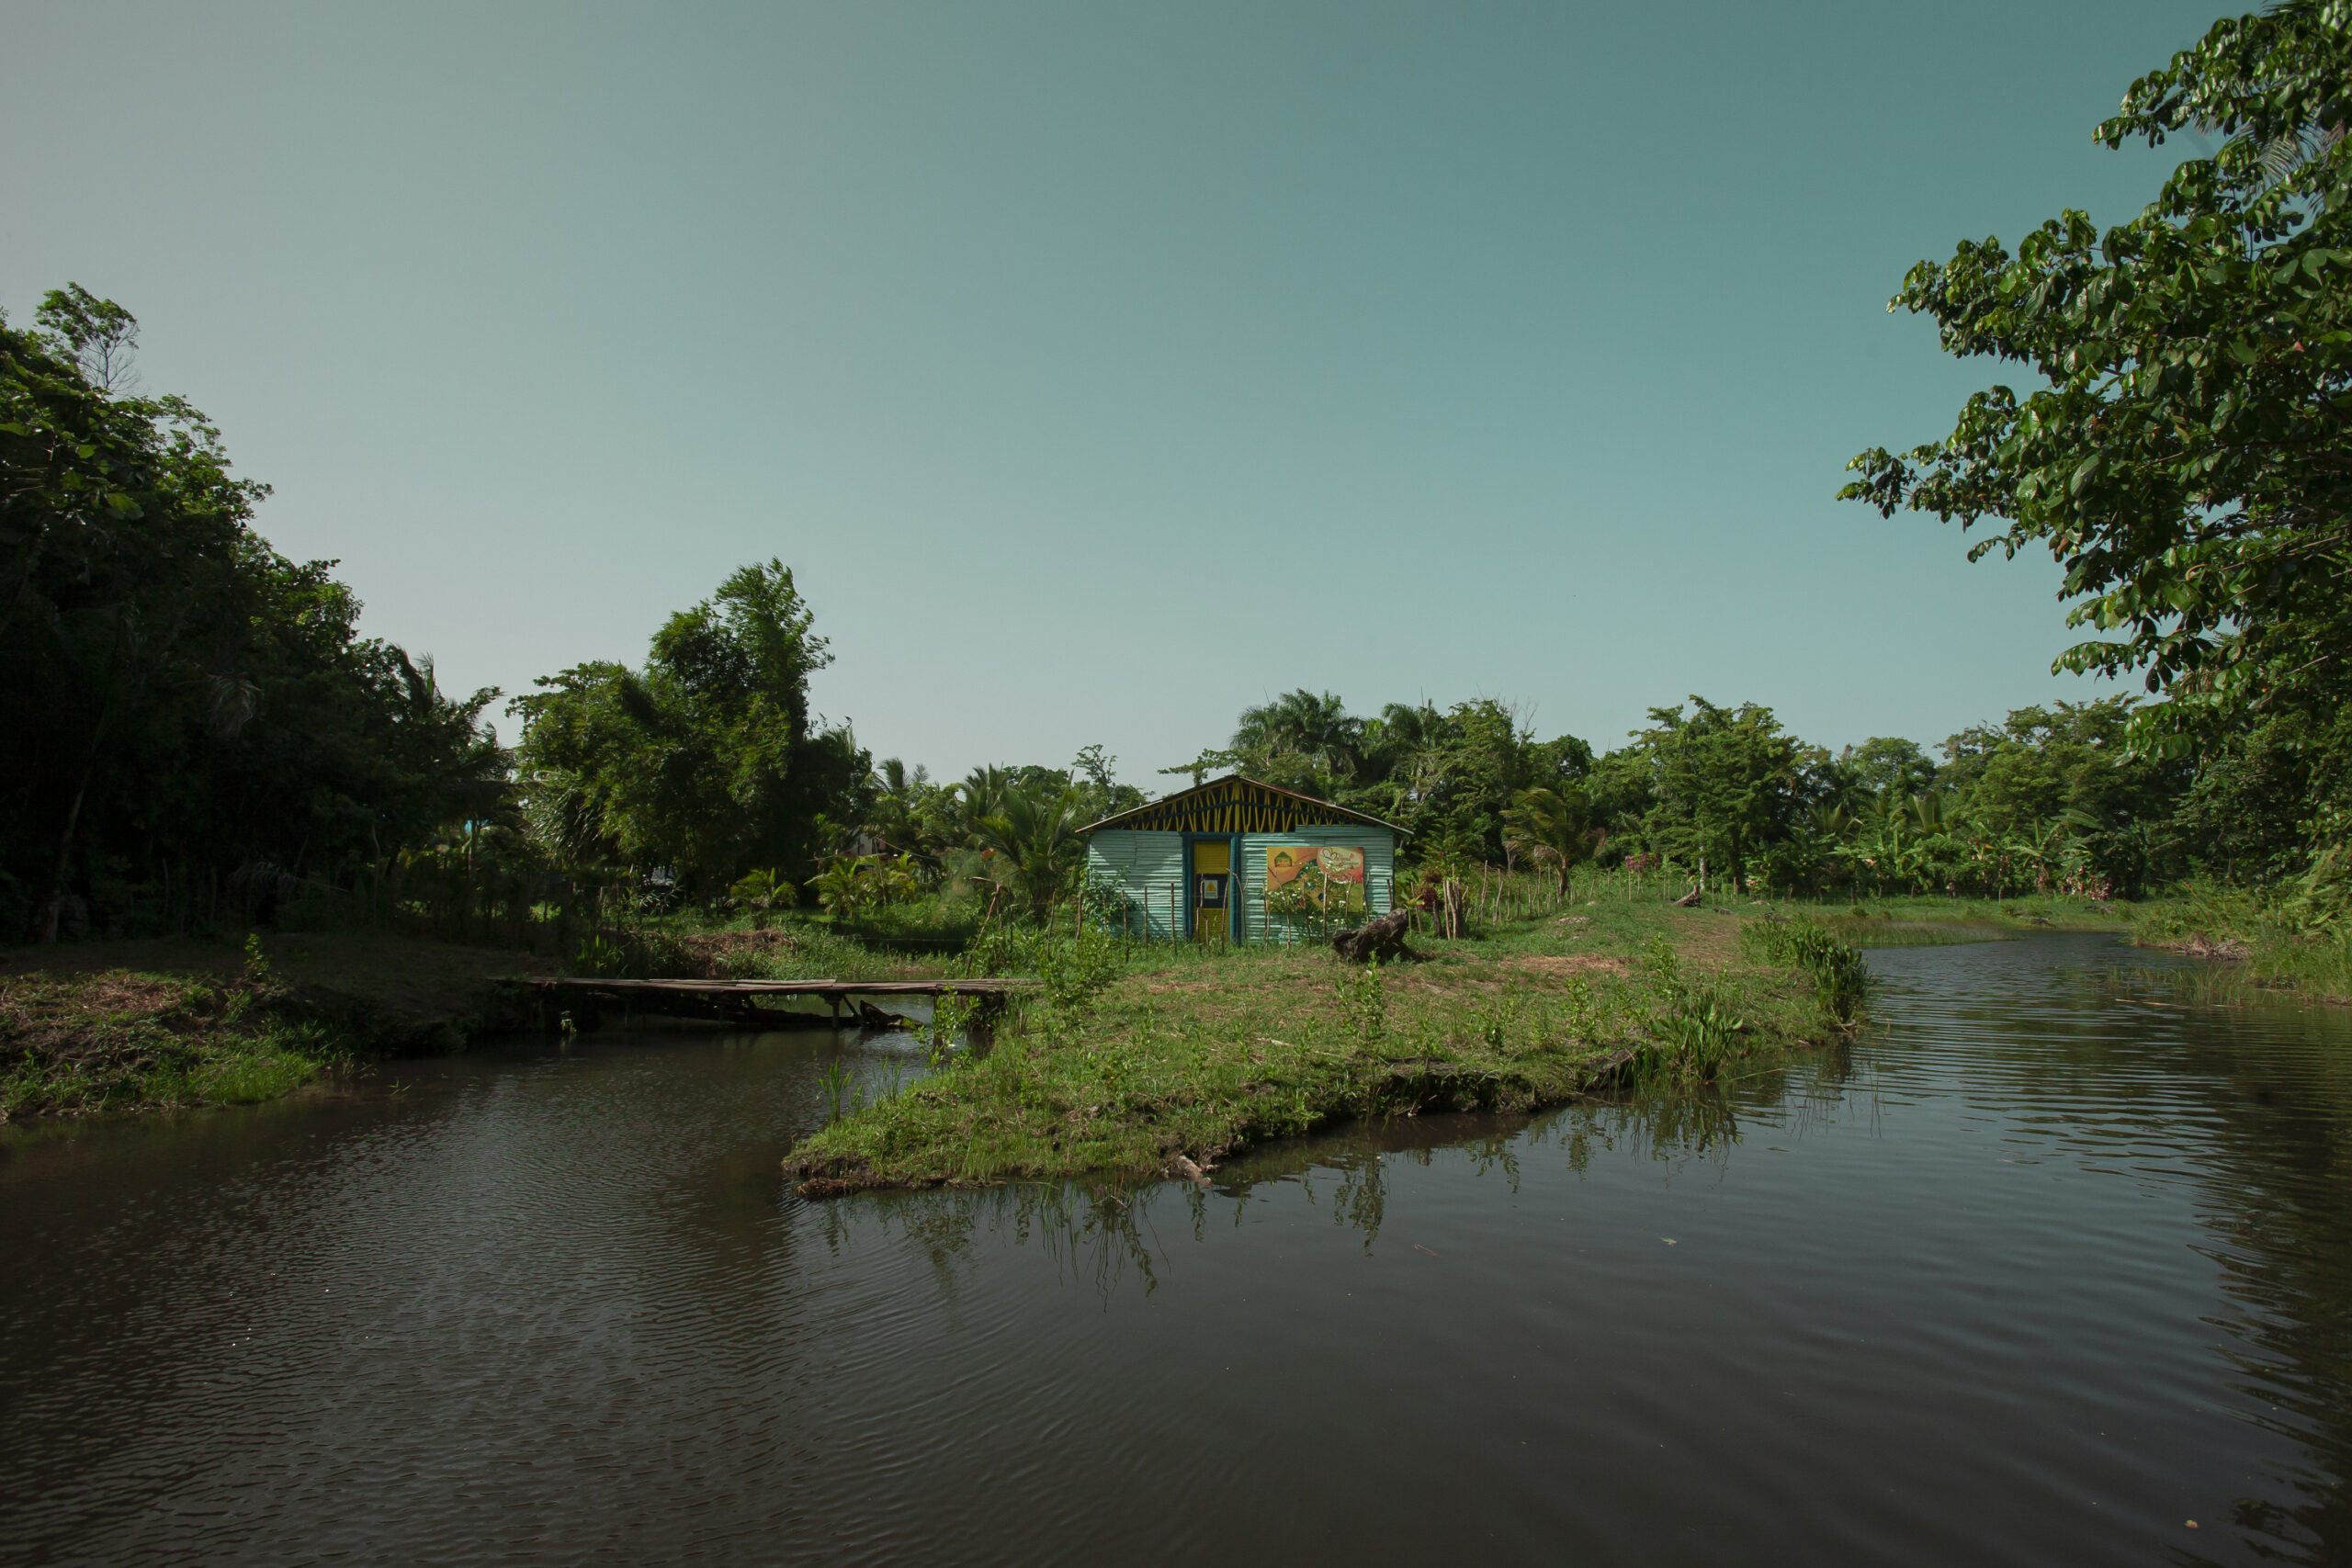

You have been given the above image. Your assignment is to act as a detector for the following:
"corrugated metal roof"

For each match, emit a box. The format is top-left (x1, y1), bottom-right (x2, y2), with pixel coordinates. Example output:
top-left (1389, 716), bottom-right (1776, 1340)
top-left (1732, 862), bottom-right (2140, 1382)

top-left (1080, 773), bottom-right (1408, 836)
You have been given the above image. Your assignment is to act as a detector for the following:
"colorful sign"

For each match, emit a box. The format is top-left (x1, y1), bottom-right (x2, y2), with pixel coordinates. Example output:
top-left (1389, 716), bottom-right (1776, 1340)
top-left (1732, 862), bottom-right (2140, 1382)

top-left (1264, 846), bottom-right (1365, 887)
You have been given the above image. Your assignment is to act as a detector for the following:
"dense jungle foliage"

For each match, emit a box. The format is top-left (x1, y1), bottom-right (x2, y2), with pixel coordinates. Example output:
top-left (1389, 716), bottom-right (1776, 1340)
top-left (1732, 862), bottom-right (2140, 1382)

top-left (1, 289), bottom-right (504, 943)
top-left (6, 6), bottom-right (2348, 954)
top-left (1, 277), bottom-right (2339, 953)
top-left (1843, 0), bottom-right (2352, 929)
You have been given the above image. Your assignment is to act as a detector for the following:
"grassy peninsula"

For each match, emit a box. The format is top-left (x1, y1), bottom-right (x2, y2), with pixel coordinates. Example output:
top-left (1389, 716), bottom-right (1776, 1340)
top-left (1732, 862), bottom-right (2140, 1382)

top-left (783, 897), bottom-right (1869, 1196)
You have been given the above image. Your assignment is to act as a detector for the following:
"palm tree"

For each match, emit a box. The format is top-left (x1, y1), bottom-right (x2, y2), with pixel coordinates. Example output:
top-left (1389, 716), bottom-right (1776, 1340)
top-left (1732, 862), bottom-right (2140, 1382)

top-left (974, 786), bottom-right (1091, 925)
top-left (862, 758), bottom-right (929, 854)
top-left (1232, 689), bottom-right (1363, 782)
top-left (1501, 786), bottom-right (1600, 897)
top-left (954, 766), bottom-right (1012, 842)
top-left (807, 856), bottom-right (873, 917)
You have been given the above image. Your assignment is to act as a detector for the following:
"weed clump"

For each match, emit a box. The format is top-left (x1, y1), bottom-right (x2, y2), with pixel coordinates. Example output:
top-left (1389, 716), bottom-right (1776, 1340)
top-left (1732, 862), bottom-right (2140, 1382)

top-left (1739, 918), bottom-right (1872, 1022)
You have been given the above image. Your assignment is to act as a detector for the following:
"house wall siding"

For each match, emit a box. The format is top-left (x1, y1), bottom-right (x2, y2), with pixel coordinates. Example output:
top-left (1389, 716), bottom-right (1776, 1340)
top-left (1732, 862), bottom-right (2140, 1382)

top-left (1083, 831), bottom-right (1188, 940)
top-left (1087, 826), bottom-right (1397, 943)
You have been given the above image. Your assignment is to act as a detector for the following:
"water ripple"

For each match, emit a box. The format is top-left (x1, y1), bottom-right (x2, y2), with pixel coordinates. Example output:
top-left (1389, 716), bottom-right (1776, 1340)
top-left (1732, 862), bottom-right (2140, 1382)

top-left (3, 940), bottom-right (2350, 1564)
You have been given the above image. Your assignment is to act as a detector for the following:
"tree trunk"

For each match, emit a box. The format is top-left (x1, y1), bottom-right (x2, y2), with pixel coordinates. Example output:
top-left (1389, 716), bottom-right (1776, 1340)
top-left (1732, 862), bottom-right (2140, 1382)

top-left (31, 730), bottom-right (104, 942)
top-left (1331, 907), bottom-right (1417, 964)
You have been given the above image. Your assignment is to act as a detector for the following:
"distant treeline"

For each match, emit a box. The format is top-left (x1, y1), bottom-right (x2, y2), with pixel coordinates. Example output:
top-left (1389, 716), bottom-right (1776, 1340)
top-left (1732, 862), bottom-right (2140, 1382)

top-left (2, 288), bottom-right (879, 942)
top-left (1109, 686), bottom-right (2316, 904)
top-left (6, 258), bottom-right (2346, 944)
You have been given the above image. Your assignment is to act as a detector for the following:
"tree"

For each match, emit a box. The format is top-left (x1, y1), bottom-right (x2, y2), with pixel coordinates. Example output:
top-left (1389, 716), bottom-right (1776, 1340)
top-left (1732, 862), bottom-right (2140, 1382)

top-left (37, 285), bottom-right (141, 395)
top-left (2, 288), bottom-right (503, 940)
top-left (1232, 689), bottom-right (1361, 784)
top-left (1068, 744), bottom-right (1145, 821)
top-left (1501, 785), bottom-right (1601, 895)
top-left (1630, 698), bottom-right (1807, 888)
top-left (861, 758), bottom-right (935, 854)
top-left (513, 561), bottom-right (866, 890)
top-left (973, 785), bottom-right (1090, 925)
top-left (1840, 1), bottom-right (2352, 850)
top-left (1838, 738), bottom-right (1939, 803)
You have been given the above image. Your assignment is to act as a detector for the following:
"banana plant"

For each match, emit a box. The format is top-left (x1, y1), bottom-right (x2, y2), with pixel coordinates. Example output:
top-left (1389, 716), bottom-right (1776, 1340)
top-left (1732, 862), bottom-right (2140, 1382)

top-left (807, 855), bottom-right (876, 917)
top-left (729, 866), bottom-right (797, 928)
top-left (2006, 818), bottom-right (2071, 897)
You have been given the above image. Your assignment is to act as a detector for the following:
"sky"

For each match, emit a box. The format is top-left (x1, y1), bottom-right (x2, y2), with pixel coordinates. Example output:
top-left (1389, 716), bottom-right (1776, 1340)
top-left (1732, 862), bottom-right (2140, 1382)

top-left (2, 0), bottom-right (2228, 790)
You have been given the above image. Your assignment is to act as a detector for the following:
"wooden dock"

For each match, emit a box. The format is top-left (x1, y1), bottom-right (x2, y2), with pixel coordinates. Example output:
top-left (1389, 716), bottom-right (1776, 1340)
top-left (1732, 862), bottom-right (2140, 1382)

top-left (523, 976), bottom-right (1031, 1032)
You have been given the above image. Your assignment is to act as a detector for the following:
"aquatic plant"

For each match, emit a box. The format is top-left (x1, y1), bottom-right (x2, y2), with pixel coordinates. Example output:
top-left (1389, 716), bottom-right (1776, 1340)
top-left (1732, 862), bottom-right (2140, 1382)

top-left (1739, 918), bottom-right (1871, 1023)
top-left (1659, 991), bottom-right (1746, 1080)
top-left (817, 1056), bottom-right (857, 1122)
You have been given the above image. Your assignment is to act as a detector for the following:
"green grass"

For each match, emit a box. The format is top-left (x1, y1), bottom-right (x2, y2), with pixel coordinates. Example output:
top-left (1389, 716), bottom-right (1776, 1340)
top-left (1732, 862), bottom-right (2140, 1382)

top-left (677, 919), bottom-right (948, 983)
top-left (1, 931), bottom-right (565, 1121)
top-left (782, 897), bottom-right (1869, 1195)
top-left (2247, 931), bottom-right (2352, 1000)
top-left (1709, 893), bottom-right (2147, 949)
top-left (2131, 885), bottom-right (2352, 1004)
top-left (1, 970), bottom-right (346, 1120)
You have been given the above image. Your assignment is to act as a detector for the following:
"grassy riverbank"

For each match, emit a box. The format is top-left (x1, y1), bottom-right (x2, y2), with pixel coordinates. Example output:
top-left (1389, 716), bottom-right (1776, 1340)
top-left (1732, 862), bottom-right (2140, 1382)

top-left (1773, 889), bottom-right (2352, 1006)
top-left (2129, 888), bottom-right (2352, 1005)
top-left (783, 900), bottom-right (1865, 1196)
top-left (0, 933), bottom-right (559, 1121)
top-left (1775, 894), bottom-right (2132, 948)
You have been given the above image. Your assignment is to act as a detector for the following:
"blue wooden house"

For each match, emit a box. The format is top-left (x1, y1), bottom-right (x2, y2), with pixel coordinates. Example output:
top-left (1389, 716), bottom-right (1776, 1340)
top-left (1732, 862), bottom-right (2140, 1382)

top-left (1080, 774), bottom-right (1407, 943)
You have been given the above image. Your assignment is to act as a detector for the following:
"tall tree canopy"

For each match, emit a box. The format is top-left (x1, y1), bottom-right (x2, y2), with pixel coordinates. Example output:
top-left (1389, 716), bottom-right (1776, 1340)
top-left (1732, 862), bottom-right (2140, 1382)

top-left (1621, 699), bottom-right (1811, 887)
top-left (513, 560), bottom-right (866, 891)
top-left (1841, 0), bottom-right (2352, 854)
top-left (1, 288), bottom-right (502, 940)
top-left (1190, 688), bottom-right (1589, 863)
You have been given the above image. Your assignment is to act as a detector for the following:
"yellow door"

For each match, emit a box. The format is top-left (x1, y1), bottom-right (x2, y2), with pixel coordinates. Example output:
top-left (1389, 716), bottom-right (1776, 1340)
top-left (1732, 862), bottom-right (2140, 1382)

top-left (1193, 840), bottom-right (1230, 942)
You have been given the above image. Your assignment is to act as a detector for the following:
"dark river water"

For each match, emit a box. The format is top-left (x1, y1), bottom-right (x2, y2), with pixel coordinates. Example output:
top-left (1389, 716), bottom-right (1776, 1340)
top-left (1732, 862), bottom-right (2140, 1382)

top-left (4, 934), bottom-right (2350, 1565)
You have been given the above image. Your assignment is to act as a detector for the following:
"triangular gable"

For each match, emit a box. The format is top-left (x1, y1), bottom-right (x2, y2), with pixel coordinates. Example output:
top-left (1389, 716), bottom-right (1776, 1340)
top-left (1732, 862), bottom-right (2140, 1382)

top-left (1081, 774), bottom-right (1407, 836)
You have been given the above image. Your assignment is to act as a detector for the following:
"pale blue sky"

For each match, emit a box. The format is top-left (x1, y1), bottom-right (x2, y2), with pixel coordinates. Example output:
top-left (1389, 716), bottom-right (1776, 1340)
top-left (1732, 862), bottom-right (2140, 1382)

top-left (3, 1), bottom-right (2222, 785)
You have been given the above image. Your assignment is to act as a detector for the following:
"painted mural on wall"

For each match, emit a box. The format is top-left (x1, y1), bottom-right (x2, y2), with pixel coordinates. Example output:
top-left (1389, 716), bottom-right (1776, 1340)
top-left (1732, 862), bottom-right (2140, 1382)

top-left (1264, 846), bottom-right (1364, 886)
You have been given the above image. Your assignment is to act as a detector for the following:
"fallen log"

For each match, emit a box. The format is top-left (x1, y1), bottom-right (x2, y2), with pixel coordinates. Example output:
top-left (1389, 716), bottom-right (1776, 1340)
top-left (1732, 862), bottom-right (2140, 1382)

top-left (1331, 908), bottom-right (1419, 964)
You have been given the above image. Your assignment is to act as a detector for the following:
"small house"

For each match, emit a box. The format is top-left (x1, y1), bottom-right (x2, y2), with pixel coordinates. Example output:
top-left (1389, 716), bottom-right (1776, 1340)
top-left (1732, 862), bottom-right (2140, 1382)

top-left (1080, 774), bottom-right (1407, 942)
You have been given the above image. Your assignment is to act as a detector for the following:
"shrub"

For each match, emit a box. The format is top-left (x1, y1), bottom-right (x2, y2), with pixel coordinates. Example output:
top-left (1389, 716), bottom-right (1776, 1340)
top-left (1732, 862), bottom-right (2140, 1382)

top-left (1741, 917), bottom-right (1871, 1023)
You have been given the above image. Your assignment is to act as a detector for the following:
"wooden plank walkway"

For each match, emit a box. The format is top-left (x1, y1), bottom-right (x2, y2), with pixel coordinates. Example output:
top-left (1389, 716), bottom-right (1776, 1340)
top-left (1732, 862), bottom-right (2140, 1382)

top-left (523, 975), bottom-right (1034, 1033)
top-left (526, 977), bottom-right (1029, 1000)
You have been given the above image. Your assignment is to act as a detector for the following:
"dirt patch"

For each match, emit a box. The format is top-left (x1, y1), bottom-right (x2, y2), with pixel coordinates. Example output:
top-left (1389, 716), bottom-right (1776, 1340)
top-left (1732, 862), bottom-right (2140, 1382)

top-left (1661, 911), bottom-right (1743, 965)
top-left (2165, 932), bottom-right (2253, 962)
top-left (680, 928), bottom-right (801, 976)
top-left (1508, 954), bottom-right (1629, 978)
top-left (1, 973), bottom-right (197, 1057)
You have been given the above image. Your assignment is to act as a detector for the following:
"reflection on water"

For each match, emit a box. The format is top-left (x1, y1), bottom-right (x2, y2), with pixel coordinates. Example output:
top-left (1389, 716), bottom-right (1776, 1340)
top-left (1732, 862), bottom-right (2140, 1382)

top-left (3, 935), bottom-right (2349, 1565)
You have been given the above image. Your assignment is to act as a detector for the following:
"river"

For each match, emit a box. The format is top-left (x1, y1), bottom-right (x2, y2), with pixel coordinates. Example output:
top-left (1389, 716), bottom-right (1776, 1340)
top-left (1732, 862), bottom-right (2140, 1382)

top-left (3, 933), bottom-right (2347, 1564)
